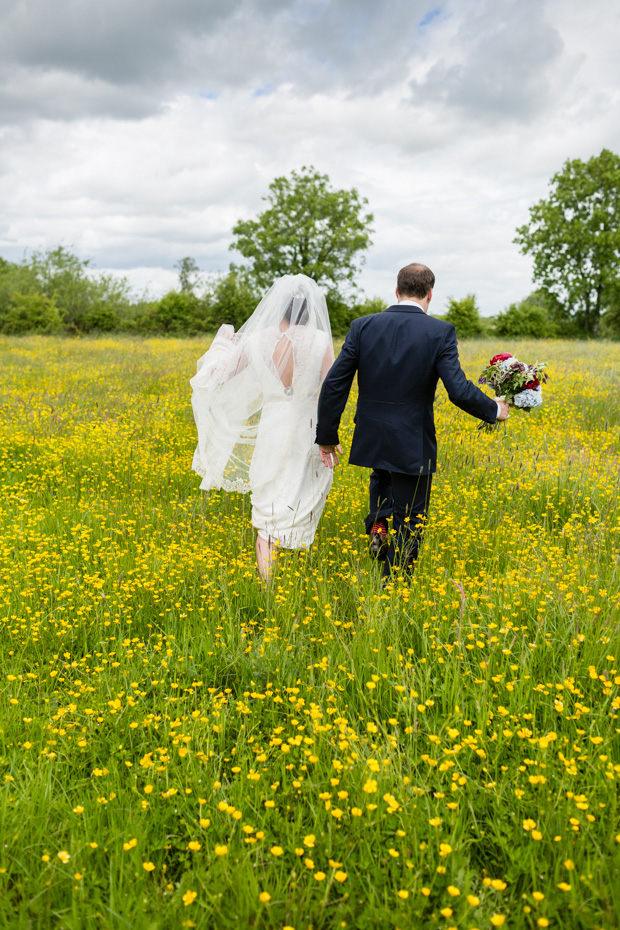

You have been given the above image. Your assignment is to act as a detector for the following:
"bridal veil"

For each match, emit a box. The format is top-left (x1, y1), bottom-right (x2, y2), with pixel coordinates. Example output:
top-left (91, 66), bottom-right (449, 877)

top-left (190, 274), bottom-right (333, 493)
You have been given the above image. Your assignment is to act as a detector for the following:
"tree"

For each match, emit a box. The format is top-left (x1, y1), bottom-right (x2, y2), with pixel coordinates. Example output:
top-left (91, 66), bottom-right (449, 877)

top-left (495, 290), bottom-right (557, 338)
top-left (326, 292), bottom-right (385, 336)
top-left (208, 267), bottom-right (259, 331)
top-left (146, 290), bottom-right (211, 336)
top-left (0, 292), bottom-right (62, 335)
top-left (175, 257), bottom-right (200, 293)
top-left (0, 258), bottom-right (64, 334)
top-left (514, 148), bottom-right (620, 337)
top-left (445, 294), bottom-right (483, 338)
top-left (230, 166), bottom-right (373, 297)
top-left (28, 246), bottom-right (132, 332)
top-left (600, 278), bottom-right (620, 339)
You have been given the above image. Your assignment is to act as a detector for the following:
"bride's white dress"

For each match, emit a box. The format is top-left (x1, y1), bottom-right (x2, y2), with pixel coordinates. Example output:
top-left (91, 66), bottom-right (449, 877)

top-left (190, 275), bottom-right (334, 550)
top-left (247, 326), bottom-right (332, 548)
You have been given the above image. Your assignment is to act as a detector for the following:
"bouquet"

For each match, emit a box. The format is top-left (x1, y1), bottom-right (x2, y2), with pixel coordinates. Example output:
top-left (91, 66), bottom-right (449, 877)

top-left (478, 352), bottom-right (548, 426)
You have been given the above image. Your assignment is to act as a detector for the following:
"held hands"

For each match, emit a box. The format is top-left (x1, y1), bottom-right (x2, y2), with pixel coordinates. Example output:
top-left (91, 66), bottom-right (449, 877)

top-left (319, 444), bottom-right (343, 469)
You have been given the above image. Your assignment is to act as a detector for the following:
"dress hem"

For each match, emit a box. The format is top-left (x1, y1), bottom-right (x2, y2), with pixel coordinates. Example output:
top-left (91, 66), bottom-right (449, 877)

top-left (255, 528), bottom-right (314, 550)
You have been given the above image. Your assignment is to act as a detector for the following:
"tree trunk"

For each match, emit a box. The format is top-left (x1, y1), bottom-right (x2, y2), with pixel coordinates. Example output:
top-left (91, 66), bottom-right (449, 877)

top-left (582, 295), bottom-right (590, 335)
top-left (593, 284), bottom-right (603, 338)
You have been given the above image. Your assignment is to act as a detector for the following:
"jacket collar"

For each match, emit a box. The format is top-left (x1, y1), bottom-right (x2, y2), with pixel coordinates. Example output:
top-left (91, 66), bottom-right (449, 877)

top-left (384, 303), bottom-right (426, 314)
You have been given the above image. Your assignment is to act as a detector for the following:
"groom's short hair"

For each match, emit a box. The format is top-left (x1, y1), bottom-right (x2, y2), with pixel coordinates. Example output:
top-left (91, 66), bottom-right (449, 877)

top-left (397, 263), bottom-right (435, 298)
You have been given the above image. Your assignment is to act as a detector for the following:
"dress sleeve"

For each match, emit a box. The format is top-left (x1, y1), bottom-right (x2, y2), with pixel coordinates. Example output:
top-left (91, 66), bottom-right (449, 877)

top-left (191, 325), bottom-right (247, 390)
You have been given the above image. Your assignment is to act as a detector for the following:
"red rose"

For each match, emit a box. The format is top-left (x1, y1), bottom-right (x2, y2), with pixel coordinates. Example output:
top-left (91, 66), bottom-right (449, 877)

top-left (490, 353), bottom-right (513, 365)
top-left (523, 376), bottom-right (540, 390)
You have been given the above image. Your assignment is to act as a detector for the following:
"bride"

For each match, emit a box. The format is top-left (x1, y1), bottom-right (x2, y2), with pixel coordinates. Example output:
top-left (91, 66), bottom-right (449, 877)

top-left (190, 274), bottom-right (336, 579)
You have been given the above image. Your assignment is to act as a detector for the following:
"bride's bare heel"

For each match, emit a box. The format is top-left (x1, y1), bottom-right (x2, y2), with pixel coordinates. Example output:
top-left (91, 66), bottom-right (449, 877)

top-left (256, 535), bottom-right (277, 582)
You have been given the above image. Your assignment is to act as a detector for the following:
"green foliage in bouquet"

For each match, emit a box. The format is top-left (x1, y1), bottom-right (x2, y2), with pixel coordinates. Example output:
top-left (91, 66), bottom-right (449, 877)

top-left (479, 353), bottom-right (548, 404)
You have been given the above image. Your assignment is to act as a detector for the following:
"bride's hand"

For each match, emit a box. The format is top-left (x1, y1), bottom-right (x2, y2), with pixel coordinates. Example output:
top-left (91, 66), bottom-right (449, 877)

top-left (319, 444), bottom-right (343, 469)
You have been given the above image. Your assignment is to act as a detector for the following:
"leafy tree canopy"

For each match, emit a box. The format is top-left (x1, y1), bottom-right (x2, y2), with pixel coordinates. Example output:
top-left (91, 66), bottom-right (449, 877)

top-left (29, 246), bottom-right (132, 331)
top-left (495, 291), bottom-right (557, 339)
top-left (600, 278), bottom-right (620, 339)
top-left (0, 246), bottom-right (133, 334)
top-left (514, 148), bottom-right (620, 337)
top-left (208, 266), bottom-right (259, 331)
top-left (175, 257), bottom-right (201, 294)
top-left (495, 298), bottom-right (557, 339)
top-left (445, 294), bottom-right (483, 338)
top-left (230, 166), bottom-right (373, 296)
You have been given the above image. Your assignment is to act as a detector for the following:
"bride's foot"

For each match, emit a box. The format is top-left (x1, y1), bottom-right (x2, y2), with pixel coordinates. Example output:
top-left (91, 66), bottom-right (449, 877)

top-left (256, 534), bottom-right (277, 580)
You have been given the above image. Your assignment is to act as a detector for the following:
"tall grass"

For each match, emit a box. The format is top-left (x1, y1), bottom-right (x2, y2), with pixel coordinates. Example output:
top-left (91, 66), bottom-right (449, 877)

top-left (0, 335), bottom-right (619, 929)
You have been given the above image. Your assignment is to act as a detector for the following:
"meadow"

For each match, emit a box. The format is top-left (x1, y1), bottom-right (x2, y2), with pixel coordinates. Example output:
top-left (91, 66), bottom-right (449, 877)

top-left (0, 334), bottom-right (619, 930)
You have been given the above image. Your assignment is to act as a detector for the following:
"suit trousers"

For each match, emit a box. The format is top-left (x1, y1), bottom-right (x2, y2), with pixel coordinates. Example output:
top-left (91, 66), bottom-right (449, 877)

top-left (366, 469), bottom-right (433, 578)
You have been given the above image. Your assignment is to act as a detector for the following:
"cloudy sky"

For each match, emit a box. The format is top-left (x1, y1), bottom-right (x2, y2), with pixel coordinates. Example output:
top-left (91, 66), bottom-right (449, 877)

top-left (1, 0), bottom-right (619, 315)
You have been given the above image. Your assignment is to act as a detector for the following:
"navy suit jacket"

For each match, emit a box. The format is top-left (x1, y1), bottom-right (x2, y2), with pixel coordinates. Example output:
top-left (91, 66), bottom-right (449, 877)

top-left (316, 305), bottom-right (498, 475)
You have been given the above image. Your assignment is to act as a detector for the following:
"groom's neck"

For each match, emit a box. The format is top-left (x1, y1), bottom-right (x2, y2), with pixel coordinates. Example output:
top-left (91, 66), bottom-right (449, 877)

top-left (395, 288), bottom-right (432, 312)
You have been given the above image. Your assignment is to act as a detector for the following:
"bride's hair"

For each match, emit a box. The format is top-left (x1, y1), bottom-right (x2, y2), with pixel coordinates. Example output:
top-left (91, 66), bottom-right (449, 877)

top-left (283, 293), bottom-right (309, 326)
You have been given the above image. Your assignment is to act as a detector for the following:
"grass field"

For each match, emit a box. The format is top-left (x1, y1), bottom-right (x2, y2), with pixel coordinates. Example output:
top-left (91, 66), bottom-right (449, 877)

top-left (1, 335), bottom-right (619, 930)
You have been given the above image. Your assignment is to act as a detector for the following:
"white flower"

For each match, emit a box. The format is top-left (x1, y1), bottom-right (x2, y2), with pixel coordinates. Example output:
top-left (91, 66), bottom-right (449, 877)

top-left (513, 387), bottom-right (543, 409)
top-left (499, 356), bottom-right (518, 370)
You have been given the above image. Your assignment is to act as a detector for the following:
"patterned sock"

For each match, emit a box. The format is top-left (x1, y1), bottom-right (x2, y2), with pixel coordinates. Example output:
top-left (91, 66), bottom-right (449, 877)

top-left (370, 521), bottom-right (387, 538)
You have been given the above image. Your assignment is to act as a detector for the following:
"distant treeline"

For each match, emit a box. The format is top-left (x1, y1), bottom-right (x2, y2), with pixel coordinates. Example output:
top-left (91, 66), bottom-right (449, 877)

top-left (438, 292), bottom-right (620, 340)
top-left (0, 248), bottom-right (385, 338)
top-left (1, 247), bottom-right (619, 340)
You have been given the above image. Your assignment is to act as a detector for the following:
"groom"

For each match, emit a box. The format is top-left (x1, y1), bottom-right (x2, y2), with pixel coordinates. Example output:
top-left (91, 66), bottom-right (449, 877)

top-left (315, 263), bottom-right (509, 578)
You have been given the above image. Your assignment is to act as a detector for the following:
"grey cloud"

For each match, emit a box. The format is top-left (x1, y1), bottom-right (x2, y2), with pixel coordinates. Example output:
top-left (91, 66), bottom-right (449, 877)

top-left (2, 0), bottom-right (264, 84)
top-left (0, 66), bottom-right (163, 122)
top-left (284, 0), bottom-right (433, 95)
top-left (0, 0), bottom-right (293, 121)
top-left (0, 0), bottom-right (441, 122)
top-left (410, 0), bottom-right (565, 122)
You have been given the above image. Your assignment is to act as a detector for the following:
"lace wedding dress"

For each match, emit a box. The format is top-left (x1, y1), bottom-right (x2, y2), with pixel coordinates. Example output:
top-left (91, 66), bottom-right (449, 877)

top-left (190, 275), bottom-right (334, 549)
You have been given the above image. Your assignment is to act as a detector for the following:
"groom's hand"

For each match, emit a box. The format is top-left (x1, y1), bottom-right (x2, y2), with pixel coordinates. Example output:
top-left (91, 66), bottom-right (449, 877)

top-left (319, 444), bottom-right (343, 469)
top-left (496, 400), bottom-right (510, 421)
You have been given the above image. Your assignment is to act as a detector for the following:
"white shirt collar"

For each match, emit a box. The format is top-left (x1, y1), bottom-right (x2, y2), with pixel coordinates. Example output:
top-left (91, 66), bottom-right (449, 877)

top-left (397, 300), bottom-right (425, 311)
